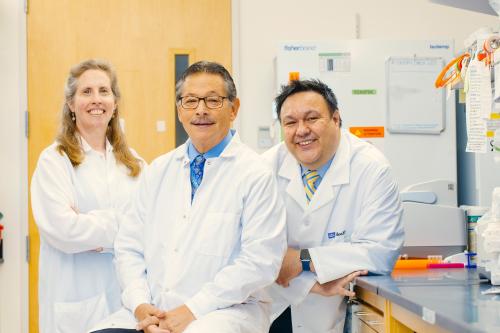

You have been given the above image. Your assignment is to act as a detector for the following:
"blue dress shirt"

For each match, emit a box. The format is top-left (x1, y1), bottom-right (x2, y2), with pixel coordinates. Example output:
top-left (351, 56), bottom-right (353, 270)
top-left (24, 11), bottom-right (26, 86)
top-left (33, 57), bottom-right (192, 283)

top-left (300, 156), bottom-right (334, 190)
top-left (188, 130), bottom-right (234, 161)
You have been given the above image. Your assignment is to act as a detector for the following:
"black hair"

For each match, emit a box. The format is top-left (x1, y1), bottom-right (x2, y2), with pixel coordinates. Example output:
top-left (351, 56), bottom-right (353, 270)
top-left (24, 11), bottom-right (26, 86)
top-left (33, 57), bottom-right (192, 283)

top-left (275, 79), bottom-right (341, 126)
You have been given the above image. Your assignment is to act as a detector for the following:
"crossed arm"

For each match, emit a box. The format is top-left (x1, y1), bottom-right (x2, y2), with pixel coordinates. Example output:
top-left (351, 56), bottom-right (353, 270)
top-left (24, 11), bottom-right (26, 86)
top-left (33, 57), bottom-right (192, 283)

top-left (274, 166), bottom-right (403, 301)
top-left (276, 247), bottom-right (367, 298)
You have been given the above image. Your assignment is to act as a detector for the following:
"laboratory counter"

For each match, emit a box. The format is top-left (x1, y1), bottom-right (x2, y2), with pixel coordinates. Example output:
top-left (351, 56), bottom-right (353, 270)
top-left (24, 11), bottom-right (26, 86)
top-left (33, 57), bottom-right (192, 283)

top-left (352, 269), bottom-right (500, 333)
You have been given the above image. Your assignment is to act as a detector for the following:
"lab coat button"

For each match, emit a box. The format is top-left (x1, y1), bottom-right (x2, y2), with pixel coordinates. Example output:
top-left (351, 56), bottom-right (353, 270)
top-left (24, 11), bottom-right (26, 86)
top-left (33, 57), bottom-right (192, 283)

top-left (304, 220), bottom-right (310, 226)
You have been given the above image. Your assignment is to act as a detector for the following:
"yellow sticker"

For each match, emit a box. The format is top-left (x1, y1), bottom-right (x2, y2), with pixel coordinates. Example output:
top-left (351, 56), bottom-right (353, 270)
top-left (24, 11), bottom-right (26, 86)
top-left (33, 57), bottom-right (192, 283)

top-left (458, 89), bottom-right (466, 104)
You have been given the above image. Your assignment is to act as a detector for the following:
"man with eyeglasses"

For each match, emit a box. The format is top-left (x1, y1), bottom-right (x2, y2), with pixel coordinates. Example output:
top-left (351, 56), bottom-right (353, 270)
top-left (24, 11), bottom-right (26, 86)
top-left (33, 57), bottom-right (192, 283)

top-left (90, 61), bottom-right (286, 333)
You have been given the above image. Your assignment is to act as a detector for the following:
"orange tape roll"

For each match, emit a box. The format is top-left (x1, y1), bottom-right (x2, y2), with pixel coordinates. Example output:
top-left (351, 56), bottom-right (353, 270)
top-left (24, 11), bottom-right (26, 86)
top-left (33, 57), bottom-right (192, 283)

top-left (394, 259), bottom-right (441, 269)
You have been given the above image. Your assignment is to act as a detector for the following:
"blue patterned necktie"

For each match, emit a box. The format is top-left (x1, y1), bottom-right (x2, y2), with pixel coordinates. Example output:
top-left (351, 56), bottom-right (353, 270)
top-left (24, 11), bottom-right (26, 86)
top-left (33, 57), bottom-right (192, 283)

top-left (304, 170), bottom-right (320, 203)
top-left (190, 154), bottom-right (206, 200)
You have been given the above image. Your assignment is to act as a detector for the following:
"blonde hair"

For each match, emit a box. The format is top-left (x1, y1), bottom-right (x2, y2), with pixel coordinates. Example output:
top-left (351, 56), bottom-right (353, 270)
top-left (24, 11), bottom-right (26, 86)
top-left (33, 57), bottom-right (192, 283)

top-left (56, 59), bottom-right (142, 177)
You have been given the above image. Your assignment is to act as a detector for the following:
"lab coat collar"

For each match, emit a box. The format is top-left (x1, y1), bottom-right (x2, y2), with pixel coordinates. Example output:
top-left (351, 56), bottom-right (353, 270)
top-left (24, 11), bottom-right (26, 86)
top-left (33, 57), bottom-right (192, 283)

top-left (320, 129), bottom-right (350, 187)
top-left (79, 135), bottom-right (113, 154)
top-left (219, 131), bottom-right (241, 159)
top-left (279, 151), bottom-right (308, 211)
top-left (307, 130), bottom-right (350, 211)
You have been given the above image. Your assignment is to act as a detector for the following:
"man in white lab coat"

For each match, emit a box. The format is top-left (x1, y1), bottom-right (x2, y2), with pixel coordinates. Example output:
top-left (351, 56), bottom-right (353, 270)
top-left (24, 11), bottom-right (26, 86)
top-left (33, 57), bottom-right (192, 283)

top-left (264, 79), bottom-right (404, 333)
top-left (90, 61), bottom-right (287, 333)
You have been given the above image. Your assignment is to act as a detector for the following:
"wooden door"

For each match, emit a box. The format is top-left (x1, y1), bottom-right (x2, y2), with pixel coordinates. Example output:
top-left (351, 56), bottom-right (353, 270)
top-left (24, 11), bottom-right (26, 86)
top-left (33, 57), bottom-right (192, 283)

top-left (27, 1), bottom-right (231, 331)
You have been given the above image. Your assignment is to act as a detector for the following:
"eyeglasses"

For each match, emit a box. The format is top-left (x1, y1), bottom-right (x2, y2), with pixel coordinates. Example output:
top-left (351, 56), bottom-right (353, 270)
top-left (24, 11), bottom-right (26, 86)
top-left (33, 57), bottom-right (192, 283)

top-left (178, 95), bottom-right (228, 109)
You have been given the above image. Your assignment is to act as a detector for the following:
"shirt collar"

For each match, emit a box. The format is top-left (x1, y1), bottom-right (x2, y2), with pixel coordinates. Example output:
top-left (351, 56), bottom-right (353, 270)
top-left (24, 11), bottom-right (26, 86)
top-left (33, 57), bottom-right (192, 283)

top-left (79, 135), bottom-right (113, 154)
top-left (188, 129), bottom-right (234, 161)
top-left (300, 155), bottom-right (334, 179)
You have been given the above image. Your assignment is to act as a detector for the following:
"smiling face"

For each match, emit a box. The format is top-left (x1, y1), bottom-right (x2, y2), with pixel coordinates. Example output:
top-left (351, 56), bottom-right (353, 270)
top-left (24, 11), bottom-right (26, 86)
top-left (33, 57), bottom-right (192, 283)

top-left (177, 72), bottom-right (239, 153)
top-left (68, 69), bottom-right (116, 137)
top-left (281, 91), bottom-right (340, 170)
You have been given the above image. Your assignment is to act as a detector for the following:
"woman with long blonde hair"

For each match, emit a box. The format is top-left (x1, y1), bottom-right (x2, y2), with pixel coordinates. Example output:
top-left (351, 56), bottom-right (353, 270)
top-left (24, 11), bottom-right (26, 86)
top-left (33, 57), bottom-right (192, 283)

top-left (31, 59), bottom-right (144, 333)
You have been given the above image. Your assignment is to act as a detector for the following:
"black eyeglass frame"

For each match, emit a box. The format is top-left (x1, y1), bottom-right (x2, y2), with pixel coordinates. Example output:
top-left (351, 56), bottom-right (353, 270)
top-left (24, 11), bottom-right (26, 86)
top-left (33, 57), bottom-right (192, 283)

top-left (177, 95), bottom-right (229, 109)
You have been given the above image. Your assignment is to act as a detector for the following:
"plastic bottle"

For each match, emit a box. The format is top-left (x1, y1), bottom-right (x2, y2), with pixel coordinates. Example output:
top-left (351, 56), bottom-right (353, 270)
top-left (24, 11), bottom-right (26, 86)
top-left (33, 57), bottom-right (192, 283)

top-left (478, 188), bottom-right (500, 284)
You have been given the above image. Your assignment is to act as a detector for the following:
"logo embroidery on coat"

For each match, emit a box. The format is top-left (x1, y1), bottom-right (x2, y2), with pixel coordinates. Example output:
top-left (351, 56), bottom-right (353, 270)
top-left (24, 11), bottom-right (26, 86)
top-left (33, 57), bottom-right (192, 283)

top-left (328, 230), bottom-right (346, 239)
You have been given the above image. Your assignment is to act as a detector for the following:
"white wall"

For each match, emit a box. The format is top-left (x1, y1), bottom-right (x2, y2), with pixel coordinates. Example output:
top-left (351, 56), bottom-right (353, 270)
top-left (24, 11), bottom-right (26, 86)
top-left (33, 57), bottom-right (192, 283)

top-left (0, 0), bottom-right (28, 332)
top-left (235, 0), bottom-right (500, 151)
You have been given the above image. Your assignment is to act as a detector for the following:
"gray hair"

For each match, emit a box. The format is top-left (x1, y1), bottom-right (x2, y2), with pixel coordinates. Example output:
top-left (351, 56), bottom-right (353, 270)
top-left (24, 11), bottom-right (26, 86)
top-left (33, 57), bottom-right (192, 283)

top-left (175, 61), bottom-right (237, 102)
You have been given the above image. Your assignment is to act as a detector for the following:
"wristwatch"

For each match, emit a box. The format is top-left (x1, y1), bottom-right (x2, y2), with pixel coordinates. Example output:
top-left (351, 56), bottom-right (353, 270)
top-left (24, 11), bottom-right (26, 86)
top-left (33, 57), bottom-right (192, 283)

top-left (300, 248), bottom-right (311, 271)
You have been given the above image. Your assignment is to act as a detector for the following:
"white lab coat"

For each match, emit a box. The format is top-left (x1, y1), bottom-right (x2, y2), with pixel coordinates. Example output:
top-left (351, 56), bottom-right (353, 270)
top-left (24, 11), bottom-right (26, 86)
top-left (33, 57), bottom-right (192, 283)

top-left (31, 139), bottom-right (143, 333)
top-left (263, 130), bottom-right (404, 333)
top-left (105, 133), bottom-right (286, 332)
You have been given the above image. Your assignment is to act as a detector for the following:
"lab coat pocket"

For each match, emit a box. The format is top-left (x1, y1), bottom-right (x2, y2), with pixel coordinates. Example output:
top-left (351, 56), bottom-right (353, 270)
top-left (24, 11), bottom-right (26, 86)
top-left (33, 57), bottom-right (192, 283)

top-left (199, 212), bottom-right (240, 257)
top-left (54, 292), bottom-right (110, 333)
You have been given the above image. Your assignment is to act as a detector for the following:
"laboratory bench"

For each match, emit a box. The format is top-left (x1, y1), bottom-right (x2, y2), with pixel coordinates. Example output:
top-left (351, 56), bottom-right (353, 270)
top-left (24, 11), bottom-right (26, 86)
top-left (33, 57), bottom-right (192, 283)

top-left (352, 269), bottom-right (500, 333)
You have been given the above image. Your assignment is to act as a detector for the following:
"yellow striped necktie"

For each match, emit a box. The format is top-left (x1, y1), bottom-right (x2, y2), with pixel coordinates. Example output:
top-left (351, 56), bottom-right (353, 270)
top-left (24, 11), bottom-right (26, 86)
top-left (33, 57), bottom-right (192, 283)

top-left (304, 170), bottom-right (320, 203)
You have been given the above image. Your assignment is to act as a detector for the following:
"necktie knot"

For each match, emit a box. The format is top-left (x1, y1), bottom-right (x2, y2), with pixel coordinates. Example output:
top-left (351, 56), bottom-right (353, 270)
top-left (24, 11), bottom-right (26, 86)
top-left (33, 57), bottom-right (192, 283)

top-left (304, 170), bottom-right (320, 203)
top-left (194, 154), bottom-right (205, 166)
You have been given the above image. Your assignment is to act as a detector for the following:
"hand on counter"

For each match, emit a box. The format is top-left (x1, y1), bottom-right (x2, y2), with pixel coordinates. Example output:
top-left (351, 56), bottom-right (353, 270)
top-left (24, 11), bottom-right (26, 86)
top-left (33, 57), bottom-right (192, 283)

top-left (310, 270), bottom-right (368, 297)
